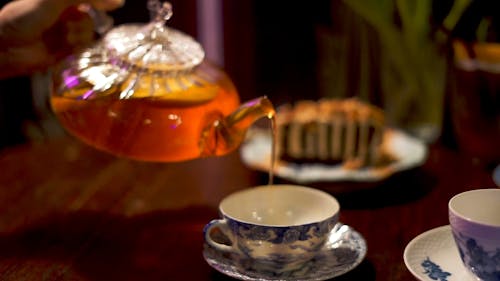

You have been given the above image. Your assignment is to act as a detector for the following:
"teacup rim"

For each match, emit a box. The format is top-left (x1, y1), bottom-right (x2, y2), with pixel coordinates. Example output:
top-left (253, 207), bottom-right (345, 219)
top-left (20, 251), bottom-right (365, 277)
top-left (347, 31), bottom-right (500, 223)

top-left (219, 212), bottom-right (339, 228)
top-left (219, 184), bottom-right (340, 227)
top-left (448, 188), bottom-right (500, 228)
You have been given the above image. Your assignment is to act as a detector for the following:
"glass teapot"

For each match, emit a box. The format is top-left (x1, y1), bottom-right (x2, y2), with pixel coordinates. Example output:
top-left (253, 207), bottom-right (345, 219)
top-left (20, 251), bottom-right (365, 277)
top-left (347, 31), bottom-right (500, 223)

top-left (50, 1), bottom-right (274, 162)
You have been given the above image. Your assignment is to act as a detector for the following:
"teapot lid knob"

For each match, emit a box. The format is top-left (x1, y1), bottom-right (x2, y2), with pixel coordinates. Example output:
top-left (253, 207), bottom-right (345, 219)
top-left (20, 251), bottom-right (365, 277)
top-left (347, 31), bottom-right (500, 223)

top-left (148, 0), bottom-right (173, 26)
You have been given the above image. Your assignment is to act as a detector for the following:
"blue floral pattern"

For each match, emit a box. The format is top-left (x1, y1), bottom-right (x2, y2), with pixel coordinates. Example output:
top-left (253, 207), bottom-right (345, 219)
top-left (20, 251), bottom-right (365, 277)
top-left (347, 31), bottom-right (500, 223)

top-left (222, 216), bottom-right (338, 272)
top-left (421, 257), bottom-right (451, 281)
top-left (452, 231), bottom-right (500, 281)
top-left (203, 223), bottom-right (367, 281)
top-left (226, 217), bottom-right (337, 244)
top-left (283, 229), bottom-right (301, 243)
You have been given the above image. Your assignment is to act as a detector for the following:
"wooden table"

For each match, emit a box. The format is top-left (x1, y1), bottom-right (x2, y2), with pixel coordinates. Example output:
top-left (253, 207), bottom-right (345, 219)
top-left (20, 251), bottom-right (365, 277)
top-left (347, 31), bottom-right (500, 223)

top-left (0, 136), bottom-right (496, 280)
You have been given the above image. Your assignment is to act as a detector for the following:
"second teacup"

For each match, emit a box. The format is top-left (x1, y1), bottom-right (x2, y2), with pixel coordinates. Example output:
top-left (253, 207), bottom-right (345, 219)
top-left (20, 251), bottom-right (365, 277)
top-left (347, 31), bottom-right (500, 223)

top-left (449, 188), bottom-right (500, 281)
top-left (203, 184), bottom-right (340, 273)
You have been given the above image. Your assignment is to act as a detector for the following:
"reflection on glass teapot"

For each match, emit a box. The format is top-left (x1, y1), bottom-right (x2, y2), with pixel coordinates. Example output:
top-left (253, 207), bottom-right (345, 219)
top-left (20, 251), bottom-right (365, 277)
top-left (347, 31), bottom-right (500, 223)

top-left (50, 1), bottom-right (275, 162)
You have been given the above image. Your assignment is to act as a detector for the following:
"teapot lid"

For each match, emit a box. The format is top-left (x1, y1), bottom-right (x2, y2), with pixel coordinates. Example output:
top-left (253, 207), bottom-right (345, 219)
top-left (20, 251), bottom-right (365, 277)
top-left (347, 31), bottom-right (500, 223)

top-left (58, 1), bottom-right (220, 102)
top-left (102, 1), bottom-right (204, 73)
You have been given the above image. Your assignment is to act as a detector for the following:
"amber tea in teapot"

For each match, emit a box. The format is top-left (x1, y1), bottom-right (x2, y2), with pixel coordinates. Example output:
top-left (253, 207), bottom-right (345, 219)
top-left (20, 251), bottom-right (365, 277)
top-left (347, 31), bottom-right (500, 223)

top-left (51, 1), bottom-right (275, 163)
top-left (52, 62), bottom-right (244, 162)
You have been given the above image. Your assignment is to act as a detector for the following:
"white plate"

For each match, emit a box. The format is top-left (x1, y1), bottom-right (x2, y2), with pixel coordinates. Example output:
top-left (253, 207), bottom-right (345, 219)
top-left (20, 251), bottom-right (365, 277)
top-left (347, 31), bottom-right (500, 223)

top-left (403, 225), bottom-right (476, 281)
top-left (240, 128), bottom-right (428, 183)
top-left (203, 223), bottom-right (367, 281)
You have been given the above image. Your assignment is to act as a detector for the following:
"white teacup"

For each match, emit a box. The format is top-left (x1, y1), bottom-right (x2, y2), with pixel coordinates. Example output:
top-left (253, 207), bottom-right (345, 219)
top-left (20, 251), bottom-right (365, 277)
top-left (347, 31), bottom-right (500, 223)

top-left (203, 184), bottom-right (340, 273)
top-left (448, 188), bottom-right (500, 281)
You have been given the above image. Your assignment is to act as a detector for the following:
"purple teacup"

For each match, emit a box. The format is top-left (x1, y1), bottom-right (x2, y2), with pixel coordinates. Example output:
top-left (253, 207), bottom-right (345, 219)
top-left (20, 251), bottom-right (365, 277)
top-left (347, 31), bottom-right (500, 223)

top-left (449, 189), bottom-right (500, 281)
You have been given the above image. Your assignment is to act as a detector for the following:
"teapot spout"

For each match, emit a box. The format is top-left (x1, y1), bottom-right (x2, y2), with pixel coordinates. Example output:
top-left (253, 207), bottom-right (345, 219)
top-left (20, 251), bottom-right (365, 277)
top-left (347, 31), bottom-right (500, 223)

top-left (200, 96), bottom-right (275, 157)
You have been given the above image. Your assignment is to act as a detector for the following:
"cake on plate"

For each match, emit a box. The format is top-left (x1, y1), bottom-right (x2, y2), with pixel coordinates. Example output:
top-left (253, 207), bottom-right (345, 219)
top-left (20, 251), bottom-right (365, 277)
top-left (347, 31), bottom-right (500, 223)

top-left (276, 98), bottom-right (390, 169)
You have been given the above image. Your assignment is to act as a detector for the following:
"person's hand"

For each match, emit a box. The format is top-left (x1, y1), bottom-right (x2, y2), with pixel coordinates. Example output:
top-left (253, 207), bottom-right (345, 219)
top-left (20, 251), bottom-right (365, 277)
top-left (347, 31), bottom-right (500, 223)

top-left (0, 0), bottom-right (124, 78)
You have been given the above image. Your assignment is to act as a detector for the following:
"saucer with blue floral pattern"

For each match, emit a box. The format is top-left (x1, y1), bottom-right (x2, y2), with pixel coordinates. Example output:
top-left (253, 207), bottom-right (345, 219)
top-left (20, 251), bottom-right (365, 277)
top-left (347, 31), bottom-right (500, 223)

top-left (403, 225), bottom-right (476, 281)
top-left (203, 223), bottom-right (366, 281)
